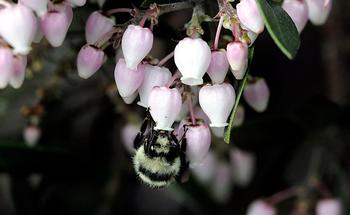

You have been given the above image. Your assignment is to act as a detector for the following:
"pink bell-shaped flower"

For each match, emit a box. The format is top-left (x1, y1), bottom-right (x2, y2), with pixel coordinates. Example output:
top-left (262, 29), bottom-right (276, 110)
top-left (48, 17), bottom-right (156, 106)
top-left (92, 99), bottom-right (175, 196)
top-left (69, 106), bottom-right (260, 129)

top-left (191, 151), bottom-right (217, 184)
top-left (85, 11), bottom-right (115, 44)
top-left (207, 50), bottom-right (229, 84)
top-left (230, 148), bottom-right (255, 187)
top-left (9, 55), bottom-right (27, 88)
top-left (121, 24), bottom-right (153, 69)
top-left (237, 0), bottom-right (265, 34)
top-left (0, 47), bottom-right (14, 89)
top-left (174, 37), bottom-right (211, 86)
top-left (0, 3), bottom-right (37, 55)
top-left (233, 105), bottom-right (245, 127)
top-left (210, 161), bottom-right (232, 203)
top-left (68, 0), bottom-right (87, 7)
top-left (122, 91), bottom-right (138, 104)
top-left (114, 58), bottom-right (145, 99)
top-left (282, 0), bottom-right (309, 33)
top-left (178, 119), bottom-right (211, 167)
top-left (23, 125), bottom-right (41, 147)
top-left (199, 83), bottom-right (236, 127)
top-left (77, 44), bottom-right (104, 79)
top-left (316, 199), bottom-right (342, 215)
top-left (305, 0), bottom-right (332, 25)
top-left (137, 64), bottom-right (172, 107)
top-left (243, 78), bottom-right (270, 112)
top-left (148, 86), bottom-right (182, 131)
top-left (40, 2), bottom-right (73, 47)
top-left (247, 200), bottom-right (276, 215)
top-left (19, 0), bottom-right (48, 17)
top-left (226, 41), bottom-right (248, 80)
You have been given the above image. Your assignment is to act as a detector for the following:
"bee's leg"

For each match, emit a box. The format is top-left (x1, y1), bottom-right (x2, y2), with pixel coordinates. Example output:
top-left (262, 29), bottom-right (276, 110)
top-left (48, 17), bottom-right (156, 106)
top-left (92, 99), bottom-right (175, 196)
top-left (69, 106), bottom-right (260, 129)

top-left (176, 137), bottom-right (189, 183)
top-left (133, 113), bottom-right (152, 149)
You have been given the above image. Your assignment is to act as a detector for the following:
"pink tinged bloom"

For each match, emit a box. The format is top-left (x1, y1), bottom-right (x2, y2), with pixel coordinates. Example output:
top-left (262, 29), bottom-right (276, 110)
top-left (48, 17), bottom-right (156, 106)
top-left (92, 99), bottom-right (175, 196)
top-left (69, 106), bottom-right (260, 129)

top-left (316, 199), bottom-right (342, 215)
top-left (40, 2), bottom-right (73, 47)
top-left (282, 0), bottom-right (309, 33)
top-left (247, 200), bottom-right (276, 215)
top-left (77, 45), bottom-right (104, 79)
top-left (121, 123), bottom-right (140, 153)
top-left (121, 24), bottom-right (153, 70)
top-left (85, 11), bottom-right (115, 44)
top-left (210, 162), bottom-right (232, 203)
top-left (122, 91), bottom-right (138, 104)
top-left (174, 37), bottom-right (211, 86)
top-left (137, 64), bottom-right (171, 107)
top-left (148, 86), bottom-right (182, 131)
top-left (68, 0), bottom-right (87, 7)
top-left (233, 105), bottom-right (245, 127)
top-left (207, 50), bottom-right (230, 84)
top-left (0, 4), bottom-right (37, 55)
top-left (33, 18), bottom-right (44, 43)
top-left (305, 0), bottom-right (332, 25)
top-left (114, 58), bottom-right (145, 99)
top-left (243, 78), bottom-right (270, 112)
top-left (237, 0), bottom-right (265, 34)
top-left (226, 41), bottom-right (249, 80)
top-left (191, 151), bottom-right (217, 184)
top-left (9, 55), bottom-right (27, 88)
top-left (19, 0), bottom-right (48, 17)
top-left (23, 125), bottom-right (41, 147)
top-left (199, 83), bottom-right (236, 127)
top-left (0, 47), bottom-right (14, 89)
top-left (229, 148), bottom-right (255, 187)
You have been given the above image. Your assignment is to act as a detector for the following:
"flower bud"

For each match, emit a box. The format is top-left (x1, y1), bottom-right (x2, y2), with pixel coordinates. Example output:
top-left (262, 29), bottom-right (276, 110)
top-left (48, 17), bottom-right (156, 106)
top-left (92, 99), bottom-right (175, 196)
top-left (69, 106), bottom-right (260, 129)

top-left (282, 0), bottom-right (309, 33)
top-left (247, 200), bottom-right (276, 215)
top-left (148, 86), bottom-right (182, 131)
top-left (316, 199), bottom-right (342, 215)
top-left (9, 55), bottom-right (27, 88)
top-left (237, 0), bottom-right (265, 34)
top-left (233, 105), bottom-right (245, 127)
top-left (305, 0), bottom-right (332, 25)
top-left (19, 0), bottom-right (48, 17)
top-left (174, 37), bottom-right (211, 86)
top-left (85, 11), bottom-right (115, 44)
top-left (0, 4), bottom-right (37, 55)
top-left (77, 45), bottom-right (104, 79)
top-left (121, 24), bottom-right (153, 69)
top-left (137, 64), bottom-right (171, 107)
top-left (226, 42), bottom-right (248, 80)
top-left (23, 125), bottom-right (41, 147)
top-left (243, 78), bottom-right (270, 112)
top-left (40, 2), bottom-right (73, 47)
top-left (199, 83), bottom-right (236, 127)
top-left (191, 151), bottom-right (217, 184)
top-left (0, 47), bottom-right (14, 89)
top-left (230, 148), bottom-right (255, 187)
top-left (69, 0), bottom-right (87, 7)
top-left (207, 50), bottom-right (229, 84)
top-left (114, 58), bottom-right (144, 99)
top-left (178, 119), bottom-right (211, 167)
top-left (210, 162), bottom-right (232, 203)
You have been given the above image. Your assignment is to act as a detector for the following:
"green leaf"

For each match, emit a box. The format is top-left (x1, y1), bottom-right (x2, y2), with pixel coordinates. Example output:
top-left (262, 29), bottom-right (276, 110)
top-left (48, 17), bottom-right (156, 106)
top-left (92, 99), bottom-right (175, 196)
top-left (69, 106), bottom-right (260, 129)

top-left (256, 0), bottom-right (300, 59)
top-left (224, 47), bottom-right (255, 144)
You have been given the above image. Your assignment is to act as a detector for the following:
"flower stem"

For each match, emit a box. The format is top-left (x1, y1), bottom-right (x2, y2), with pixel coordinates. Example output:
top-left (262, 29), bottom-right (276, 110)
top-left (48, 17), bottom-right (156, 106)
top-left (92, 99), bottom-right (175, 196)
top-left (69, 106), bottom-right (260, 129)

top-left (166, 70), bottom-right (181, 88)
top-left (94, 28), bottom-right (119, 48)
top-left (157, 51), bottom-right (174, 67)
top-left (213, 15), bottom-right (224, 50)
top-left (265, 186), bottom-right (300, 205)
top-left (187, 95), bottom-right (196, 125)
top-left (105, 8), bottom-right (134, 16)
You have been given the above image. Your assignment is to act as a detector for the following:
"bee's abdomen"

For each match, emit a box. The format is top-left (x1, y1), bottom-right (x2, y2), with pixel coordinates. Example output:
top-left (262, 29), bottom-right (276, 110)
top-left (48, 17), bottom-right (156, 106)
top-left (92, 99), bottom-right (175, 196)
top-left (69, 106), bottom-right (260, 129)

top-left (138, 166), bottom-right (173, 182)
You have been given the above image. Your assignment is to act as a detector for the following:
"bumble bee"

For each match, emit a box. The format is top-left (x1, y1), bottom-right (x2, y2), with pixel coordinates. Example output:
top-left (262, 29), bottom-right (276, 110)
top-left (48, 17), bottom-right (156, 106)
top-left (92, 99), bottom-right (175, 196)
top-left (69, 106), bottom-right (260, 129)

top-left (133, 110), bottom-right (188, 188)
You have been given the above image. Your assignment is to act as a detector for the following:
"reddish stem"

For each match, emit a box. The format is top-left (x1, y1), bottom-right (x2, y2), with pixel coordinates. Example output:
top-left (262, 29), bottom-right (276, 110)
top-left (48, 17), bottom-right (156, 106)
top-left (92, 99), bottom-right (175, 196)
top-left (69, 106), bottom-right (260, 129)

top-left (166, 70), bottom-right (181, 88)
top-left (232, 24), bottom-right (241, 42)
top-left (213, 16), bottom-right (224, 50)
top-left (187, 95), bottom-right (196, 125)
top-left (105, 8), bottom-right (133, 16)
top-left (94, 28), bottom-right (119, 48)
top-left (265, 186), bottom-right (300, 205)
top-left (157, 51), bottom-right (174, 67)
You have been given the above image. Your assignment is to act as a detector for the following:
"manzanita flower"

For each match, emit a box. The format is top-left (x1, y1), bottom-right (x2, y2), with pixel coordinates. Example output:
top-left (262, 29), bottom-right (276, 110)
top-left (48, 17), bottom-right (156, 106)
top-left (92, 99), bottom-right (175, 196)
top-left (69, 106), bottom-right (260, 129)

top-left (174, 37), bottom-right (211, 86)
top-left (233, 105), bottom-right (245, 127)
top-left (77, 45), bottom-right (104, 79)
top-left (9, 55), bottom-right (27, 88)
top-left (199, 83), bottom-right (236, 127)
top-left (247, 200), bottom-right (276, 215)
top-left (230, 148), bottom-right (255, 187)
top-left (40, 2), bottom-right (73, 47)
top-left (210, 161), bottom-right (232, 203)
top-left (305, 0), bottom-right (332, 25)
top-left (85, 11), bottom-right (115, 44)
top-left (282, 0), bottom-right (309, 33)
top-left (122, 91), bottom-right (138, 104)
top-left (19, 0), bottom-right (48, 17)
top-left (23, 125), bottom-right (41, 147)
top-left (316, 199), bottom-right (342, 215)
top-left (114, 58), bottom-right (144, 99)
top-left (148, 86), bottom-right (182, 131)
top-left (178, 119), bottom-right (211, 167)
top-left (69, 0), bottom-right (87, 7)
top-left (121, 24), bottom-right (153, 69)
top-left (226, 41), bottom-right (248, 80)
top-left (137, 64), bottom-right (172, 107)
top-left (243, 78), bottom-right (270, 112)
top-left (0, 47), bottom-right (14, 89)
top-left (0, 3), bottom-right (37, 55)
top-left (207, 50), bottom-right (229, 84)
top-left (237, 0), bottom-right (265, 34)
top-left (191, 151), bottom-right (217, 184)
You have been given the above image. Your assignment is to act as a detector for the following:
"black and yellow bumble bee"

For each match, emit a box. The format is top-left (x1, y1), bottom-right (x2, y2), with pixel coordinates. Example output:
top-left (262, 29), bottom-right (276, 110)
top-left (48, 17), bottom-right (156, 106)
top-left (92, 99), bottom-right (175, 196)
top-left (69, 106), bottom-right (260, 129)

top-left (133, 109), bottom-right (188, 188)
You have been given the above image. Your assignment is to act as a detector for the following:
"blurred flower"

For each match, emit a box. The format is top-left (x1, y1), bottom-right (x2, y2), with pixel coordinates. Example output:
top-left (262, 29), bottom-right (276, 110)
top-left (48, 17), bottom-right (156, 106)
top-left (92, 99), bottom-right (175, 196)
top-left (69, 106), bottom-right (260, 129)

top-left (247, 200), bottom-right (276, 215)
top-left (316, 198), bottom-right (342, 215)
top-left (243, 78), bottom-right (270, 113)
top-left (233, 105), bottom-right (245, 127)
top-left (210, 161), bottom-right (232, 203)
top-left (191, 151), bottom-right (217, 184)
top-left (230, 148), bottom-right (255, 187)
top-left (85, 11), bottom-right (115, 44)
top-left (23, 125), bottom-right (41, 147)
top-left (121, 124), bottom-right (140, 153)
top-left (282, 0), bottom-right (309, 33)
top-left (305, 0), bottom-right (332, 25)
top-left (9, 55), bottom-right (27, 89)
top-left (19, 0), bottom-right (48, 17)
top-left (0, 47), bottom-right (14, 89)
